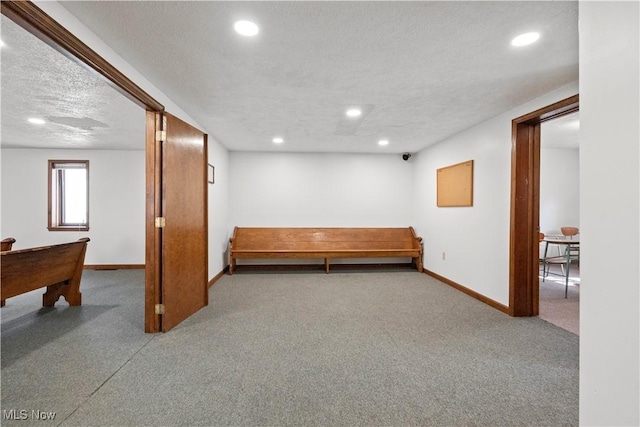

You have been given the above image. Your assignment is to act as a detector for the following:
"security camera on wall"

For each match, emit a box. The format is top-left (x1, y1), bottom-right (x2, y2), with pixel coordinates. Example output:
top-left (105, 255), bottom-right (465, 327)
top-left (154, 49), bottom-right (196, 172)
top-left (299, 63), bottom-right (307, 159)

top-left (402, 153), bottom-right (412, 161)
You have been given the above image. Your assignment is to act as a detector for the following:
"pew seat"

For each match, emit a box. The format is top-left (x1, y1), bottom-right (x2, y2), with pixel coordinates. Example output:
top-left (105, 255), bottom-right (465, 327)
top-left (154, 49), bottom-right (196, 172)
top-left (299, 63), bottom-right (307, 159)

top-left (229, 227), bottom-right (423, 274)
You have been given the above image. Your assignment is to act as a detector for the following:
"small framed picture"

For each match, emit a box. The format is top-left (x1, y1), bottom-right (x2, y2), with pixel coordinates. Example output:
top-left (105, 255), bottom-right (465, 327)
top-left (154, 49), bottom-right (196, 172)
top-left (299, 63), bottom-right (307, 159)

top-left (208, 164), bottom-right (214, 184)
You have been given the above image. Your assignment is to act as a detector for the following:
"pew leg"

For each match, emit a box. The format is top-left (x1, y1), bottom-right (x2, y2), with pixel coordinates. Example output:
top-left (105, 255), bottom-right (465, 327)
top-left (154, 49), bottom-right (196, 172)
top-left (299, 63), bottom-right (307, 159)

top-left (43, 282), bottom-right (82, 306)
top-left (43, 282), bottom-right (65, 306)
top-left (229, 258), bottom-right (236, 275)
top-left (325, 258), bottom-right (330, 274)
top-left (64, 289), bottom-right (82, 306)
top-left (414, 256), bottom-right (423, 273)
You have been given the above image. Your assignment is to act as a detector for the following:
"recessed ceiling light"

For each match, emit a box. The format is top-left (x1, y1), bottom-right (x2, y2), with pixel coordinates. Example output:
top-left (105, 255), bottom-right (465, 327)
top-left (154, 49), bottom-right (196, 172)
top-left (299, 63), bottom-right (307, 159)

top-left (346, 108), bottom-right (362, 118)
top-left (272, 137), bottom-right (284, 144)
top-left (28, 117), bottom-right (46, 125)
top-left (234, 20), bottom-right (259, 37)
top-left (511, 32), bottom-right (540, 47)
top-left (0, 39), bottom-right (5, 48)
top-left (378, 139), bottom-right (389, 146)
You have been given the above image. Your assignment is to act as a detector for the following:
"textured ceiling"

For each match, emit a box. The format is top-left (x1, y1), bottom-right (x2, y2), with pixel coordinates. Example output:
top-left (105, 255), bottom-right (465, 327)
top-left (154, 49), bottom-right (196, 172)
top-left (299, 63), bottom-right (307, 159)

top-left (0, 15), bottom-right (144, 151)
top-left (2, 1), bottom-right (578, 154)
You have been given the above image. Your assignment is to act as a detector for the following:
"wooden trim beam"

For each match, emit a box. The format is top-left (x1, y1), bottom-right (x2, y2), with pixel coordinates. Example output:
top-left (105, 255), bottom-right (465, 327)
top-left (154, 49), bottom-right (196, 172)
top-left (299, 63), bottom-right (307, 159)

top-left (208, 267), bottom-right (229, 288)
top-left (423, 269), bottom-right (510, 315)
top-left (145, 111), bottom-right (162, 333)
top-left (514, 94), bottom-right (579, 125)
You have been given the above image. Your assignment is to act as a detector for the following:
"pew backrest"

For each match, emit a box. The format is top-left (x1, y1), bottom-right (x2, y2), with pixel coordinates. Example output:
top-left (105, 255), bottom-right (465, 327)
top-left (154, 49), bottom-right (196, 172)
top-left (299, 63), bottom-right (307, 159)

top-left (1, 238), bottom-right (90, 306)
top-left (1, 237), bottom-right (16, 251)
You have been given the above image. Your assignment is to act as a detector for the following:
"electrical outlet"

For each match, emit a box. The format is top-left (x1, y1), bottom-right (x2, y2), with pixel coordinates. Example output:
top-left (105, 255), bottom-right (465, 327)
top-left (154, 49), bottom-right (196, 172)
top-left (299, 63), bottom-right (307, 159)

top-left (442, 252), bottom-right (446, 260)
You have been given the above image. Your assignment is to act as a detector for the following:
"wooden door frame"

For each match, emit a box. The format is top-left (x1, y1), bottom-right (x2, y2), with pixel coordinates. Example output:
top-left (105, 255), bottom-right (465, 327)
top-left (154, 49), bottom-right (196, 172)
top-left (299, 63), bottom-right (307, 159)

top-left (2, 1), bottom-right (165, 332)
top-left (509, 94), bottom-right (579, 316)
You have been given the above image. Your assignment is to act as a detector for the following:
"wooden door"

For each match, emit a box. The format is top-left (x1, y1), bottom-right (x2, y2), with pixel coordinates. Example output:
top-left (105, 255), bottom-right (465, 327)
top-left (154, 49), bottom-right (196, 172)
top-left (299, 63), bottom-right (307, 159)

top-left (145, 111), bottom-right (208, 332)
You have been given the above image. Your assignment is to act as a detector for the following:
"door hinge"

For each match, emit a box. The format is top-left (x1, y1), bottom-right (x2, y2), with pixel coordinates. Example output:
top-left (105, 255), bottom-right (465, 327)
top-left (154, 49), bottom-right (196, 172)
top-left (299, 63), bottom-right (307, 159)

top-left (156, 130), bottom-right (166, 142)
top-left (155, 217), bottom-right (166, 228)
top-left (155, 304), bottom-right (165, 315)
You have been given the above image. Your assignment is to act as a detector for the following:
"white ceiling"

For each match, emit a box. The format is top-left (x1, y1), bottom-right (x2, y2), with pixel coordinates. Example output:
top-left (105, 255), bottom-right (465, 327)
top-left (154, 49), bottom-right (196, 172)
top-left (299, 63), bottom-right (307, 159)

top-left (0, 15), bottom-right (145, 151)
top-left (1, 1), bottom-right (578, 154)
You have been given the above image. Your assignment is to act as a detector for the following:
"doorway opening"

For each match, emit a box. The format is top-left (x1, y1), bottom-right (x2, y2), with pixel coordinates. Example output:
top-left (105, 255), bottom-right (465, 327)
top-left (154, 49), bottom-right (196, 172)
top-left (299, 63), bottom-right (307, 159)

top-left (509, 94), bottom-right (579, 317)
top-left (538, 112), bottom-right (580, 334)
top-left (2, 1), bottom-right (208, 333)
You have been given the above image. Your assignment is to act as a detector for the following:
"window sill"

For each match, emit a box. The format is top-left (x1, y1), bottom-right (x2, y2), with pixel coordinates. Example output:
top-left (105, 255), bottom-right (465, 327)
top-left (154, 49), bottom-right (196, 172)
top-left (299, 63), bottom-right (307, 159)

top-left (48, 226), bottom-right (90, 232)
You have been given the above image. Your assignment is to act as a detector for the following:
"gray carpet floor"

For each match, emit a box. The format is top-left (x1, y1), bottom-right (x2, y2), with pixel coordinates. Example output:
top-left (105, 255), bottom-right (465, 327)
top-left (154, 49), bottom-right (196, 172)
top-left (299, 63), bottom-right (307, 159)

top-left (1, 269), bottom-right (578, 426)
top-left (539, 264), bottom-right (580, 335)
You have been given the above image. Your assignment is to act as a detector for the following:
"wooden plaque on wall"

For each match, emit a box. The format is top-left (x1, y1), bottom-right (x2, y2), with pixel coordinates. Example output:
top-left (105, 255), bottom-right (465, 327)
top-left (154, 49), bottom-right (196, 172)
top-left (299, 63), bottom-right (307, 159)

top-left (437, 160), bottom-right (474, 207)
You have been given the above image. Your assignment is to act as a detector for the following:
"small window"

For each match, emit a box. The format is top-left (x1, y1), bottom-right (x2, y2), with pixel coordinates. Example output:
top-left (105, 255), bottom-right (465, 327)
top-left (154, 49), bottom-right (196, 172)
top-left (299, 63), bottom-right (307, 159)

top-left (48, 160), bottom-right (89, 231)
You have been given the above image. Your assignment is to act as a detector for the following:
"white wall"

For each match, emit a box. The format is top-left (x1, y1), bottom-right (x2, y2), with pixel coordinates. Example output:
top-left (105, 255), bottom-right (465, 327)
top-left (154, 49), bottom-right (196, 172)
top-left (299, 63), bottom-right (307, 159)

top-left (207, 138), bottom-right (230, 277)
top-left (540, 147), bottom-right (580, 235)
top-left (230, 152), bottom-right (413, 227)
top-left (1, 148), bottom-right (145, 265)
top-left (229, 152), bottom-right (414, 264)
top-left (579, 2), bottom-right (639, 425)
top-left (411, 81), bottom-right (579, 305)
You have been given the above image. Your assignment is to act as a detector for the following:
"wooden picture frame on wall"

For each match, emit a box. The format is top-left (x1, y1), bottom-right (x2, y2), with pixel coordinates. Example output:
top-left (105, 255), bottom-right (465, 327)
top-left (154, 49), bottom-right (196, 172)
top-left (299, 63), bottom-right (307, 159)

top-left (437, 160), bottom-right (474, 207)
top-left (208, 164), bottom-right (214, 184)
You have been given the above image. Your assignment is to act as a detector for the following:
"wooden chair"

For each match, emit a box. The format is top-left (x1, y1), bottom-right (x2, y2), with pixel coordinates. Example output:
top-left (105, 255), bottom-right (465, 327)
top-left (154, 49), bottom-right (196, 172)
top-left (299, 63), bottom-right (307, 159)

top-left (1, 237), bottom-right (16, 251)
top-left (561, 226), bottom-right (580, 265)
top-left (542, 228), bottom-right (580, 298)
top-left (561, 227), bottom-right (579, 239)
